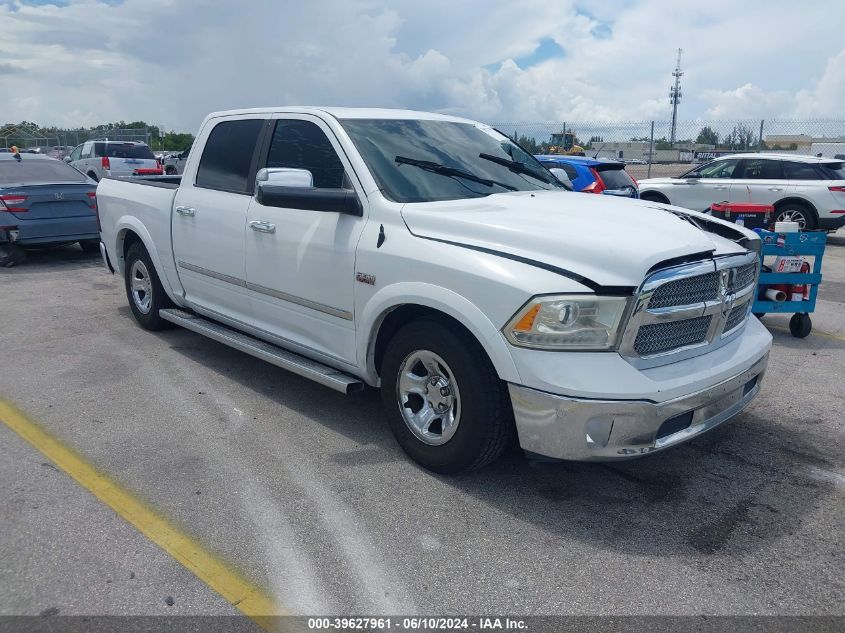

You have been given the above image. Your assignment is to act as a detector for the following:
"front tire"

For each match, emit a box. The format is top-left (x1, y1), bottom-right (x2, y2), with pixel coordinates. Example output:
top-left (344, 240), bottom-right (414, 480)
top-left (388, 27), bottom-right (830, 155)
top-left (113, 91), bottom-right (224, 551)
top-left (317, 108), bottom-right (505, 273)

top-left (640, 191), bottom-right (670, 204)
top-left (124, 242), bottom-right (173, 330)
top-left (380, 318), bottom-right (515, 473)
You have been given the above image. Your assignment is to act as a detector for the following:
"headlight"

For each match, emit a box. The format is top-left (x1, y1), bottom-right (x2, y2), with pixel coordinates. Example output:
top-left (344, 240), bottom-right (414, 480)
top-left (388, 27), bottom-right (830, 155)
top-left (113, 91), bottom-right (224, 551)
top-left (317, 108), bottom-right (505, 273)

top-left (504, 295), bottom-right (630, 350)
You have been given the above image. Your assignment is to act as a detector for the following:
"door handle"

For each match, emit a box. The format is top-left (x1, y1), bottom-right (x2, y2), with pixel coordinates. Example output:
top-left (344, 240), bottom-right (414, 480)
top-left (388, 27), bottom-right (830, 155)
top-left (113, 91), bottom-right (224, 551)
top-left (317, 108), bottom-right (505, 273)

top-left (249, 221), bottom-right (276, 234)
top-left (768, 187), bottom-right (783, 191)
top-left (714, 185), bottom-right (728, 190)
top-left (175, 206), bottom-right (196, 216)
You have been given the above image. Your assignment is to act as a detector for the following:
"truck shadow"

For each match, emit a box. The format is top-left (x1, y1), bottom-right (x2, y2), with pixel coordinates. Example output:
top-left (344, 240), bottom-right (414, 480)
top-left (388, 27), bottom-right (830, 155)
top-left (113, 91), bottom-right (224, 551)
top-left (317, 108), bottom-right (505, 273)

top-left (0, 243), bottom-right (101, 272)
top-left (155, 328), bottom-right (836, 558)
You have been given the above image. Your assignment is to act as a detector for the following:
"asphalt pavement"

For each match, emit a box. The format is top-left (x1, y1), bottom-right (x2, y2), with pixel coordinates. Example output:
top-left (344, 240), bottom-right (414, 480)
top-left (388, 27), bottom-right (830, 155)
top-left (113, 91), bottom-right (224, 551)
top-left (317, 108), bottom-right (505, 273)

top-left (0, 235), bottom-right (843, 618)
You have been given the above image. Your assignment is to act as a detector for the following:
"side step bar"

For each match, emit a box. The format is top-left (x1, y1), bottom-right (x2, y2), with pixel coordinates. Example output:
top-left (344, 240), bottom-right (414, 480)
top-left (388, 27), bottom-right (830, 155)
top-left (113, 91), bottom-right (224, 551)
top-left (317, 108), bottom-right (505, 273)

top-left (159, 308), bottom-right (365, 395)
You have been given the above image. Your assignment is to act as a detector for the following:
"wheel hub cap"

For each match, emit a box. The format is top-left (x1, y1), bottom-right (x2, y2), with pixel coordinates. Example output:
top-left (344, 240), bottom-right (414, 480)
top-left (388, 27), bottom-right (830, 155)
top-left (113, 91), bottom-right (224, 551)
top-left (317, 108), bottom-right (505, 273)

top-left (396, 350), bottom-right (461, 445)
top-left (130, 260), bottom-right (153, 314)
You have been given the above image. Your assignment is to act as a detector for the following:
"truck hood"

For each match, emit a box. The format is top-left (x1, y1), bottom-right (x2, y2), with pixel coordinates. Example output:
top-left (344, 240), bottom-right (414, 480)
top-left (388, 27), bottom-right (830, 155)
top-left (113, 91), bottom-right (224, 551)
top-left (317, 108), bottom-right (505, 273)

top-left (400, 190), bottom-right (750, 289)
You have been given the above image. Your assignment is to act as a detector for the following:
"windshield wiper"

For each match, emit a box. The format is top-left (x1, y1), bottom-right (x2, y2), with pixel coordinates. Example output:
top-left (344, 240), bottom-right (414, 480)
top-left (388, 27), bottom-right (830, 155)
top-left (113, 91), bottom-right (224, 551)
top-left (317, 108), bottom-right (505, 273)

top-left (395, 156), bottom-right (517, 191)
top-left (478, 153), bottom-right (558, 185)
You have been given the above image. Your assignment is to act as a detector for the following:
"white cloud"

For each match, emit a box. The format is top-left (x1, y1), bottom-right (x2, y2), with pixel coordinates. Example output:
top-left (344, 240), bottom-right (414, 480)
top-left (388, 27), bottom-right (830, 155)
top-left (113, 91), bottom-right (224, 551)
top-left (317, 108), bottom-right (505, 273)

top-left (0, 0), bottom-right (843, 132)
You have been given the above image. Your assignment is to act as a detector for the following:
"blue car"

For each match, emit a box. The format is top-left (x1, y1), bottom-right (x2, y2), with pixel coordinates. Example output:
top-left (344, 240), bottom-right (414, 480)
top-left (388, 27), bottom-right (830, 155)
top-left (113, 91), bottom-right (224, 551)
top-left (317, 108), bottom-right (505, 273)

top-left (0, 153), bottom-right (99, 266)
top-left (535, 155), bottom-right (639, 198)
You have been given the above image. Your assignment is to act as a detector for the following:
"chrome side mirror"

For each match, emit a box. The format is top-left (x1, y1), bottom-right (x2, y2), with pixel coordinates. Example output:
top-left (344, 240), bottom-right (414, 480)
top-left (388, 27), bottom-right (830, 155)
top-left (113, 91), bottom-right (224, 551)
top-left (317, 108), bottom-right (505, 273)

top-left (64, 156), bottom-right (73, 163)
top-left (256, 167), bottom-right (313, 192)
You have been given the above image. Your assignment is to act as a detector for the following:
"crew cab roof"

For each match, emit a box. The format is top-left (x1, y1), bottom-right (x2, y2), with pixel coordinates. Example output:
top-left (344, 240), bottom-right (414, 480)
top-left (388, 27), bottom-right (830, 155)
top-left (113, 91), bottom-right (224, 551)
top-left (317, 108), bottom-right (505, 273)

top-left (203, 106), bottom-right (478, 124)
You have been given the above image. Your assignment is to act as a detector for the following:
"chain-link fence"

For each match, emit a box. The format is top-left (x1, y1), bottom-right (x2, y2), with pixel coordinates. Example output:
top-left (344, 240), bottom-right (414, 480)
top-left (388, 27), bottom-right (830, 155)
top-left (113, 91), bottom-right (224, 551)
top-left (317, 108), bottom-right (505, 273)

top-left (1, 125), bottom-right (156, 155)
top-left (495, 119), bottom-right (845, 178)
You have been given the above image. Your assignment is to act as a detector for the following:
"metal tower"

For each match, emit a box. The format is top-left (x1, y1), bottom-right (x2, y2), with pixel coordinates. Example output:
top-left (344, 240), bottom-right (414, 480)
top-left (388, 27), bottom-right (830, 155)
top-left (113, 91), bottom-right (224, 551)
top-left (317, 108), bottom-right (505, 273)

top-left (669, 48), bottom-right (683, 145)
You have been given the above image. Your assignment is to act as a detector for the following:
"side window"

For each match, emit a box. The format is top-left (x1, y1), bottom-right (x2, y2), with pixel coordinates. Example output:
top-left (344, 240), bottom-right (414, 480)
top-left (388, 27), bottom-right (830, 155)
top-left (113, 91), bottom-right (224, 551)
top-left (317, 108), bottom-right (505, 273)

top-left (560, 164), bottom-right (578, 180)
top-left (70, 146), bottom-right (82, 161)
top-left (783, 161), bottom-right (821, 180)
top-left (80, 143), bottom-right (92, 159)
top-left (698, 159), bottom-right (739, 179)
top-left (737, 159), bottom-right (784, 179)
top-left (196, 119), bottom-right (264, 194)
top-left (265, 119), bottom-right (347, 189)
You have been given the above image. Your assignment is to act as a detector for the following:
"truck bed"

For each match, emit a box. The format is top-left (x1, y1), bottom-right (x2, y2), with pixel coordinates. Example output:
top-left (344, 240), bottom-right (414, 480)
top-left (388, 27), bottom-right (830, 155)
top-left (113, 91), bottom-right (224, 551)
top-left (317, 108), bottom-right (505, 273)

top-left (97, 175), bottom-right (182, 295)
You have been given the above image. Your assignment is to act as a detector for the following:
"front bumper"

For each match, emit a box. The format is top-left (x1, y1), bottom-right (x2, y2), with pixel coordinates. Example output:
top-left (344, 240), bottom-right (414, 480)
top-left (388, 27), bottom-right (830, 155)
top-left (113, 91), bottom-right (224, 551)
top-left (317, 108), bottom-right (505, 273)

top-left (509, 352), bottom-right (768, 461)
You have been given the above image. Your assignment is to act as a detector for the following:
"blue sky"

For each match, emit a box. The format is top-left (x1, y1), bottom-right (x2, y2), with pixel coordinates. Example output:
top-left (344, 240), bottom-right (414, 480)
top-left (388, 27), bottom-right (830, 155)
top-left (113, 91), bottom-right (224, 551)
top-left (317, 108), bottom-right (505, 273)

top-left (0, 0), bottom-right (842, 130)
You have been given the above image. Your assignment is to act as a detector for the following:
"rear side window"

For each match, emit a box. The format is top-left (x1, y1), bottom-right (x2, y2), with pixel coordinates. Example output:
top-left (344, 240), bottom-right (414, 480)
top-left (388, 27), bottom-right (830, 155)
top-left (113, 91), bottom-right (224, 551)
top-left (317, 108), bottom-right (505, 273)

top-left (783, 162), bottom-right (821, 180)
top-left (542, 161), bottom-right (577, 180)
top-left (819, 162), bottom-right (845, 180)
top-left (737, 159), bottom-right (784, 179)
top-left (595, 165), bottom-right (636, 190)
top-left (0, 159), bottom-right (87, 185)
top-left (265, 120), bottom-right (346, 189)
top-left (196, 119), bottom-right (264, 193)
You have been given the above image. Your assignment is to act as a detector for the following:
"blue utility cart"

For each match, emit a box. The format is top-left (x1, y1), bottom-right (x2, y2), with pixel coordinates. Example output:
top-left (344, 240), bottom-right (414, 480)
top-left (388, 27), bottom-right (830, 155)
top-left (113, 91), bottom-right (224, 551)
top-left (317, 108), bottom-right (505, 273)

top-left (752, 229), bottom-right (826, 338)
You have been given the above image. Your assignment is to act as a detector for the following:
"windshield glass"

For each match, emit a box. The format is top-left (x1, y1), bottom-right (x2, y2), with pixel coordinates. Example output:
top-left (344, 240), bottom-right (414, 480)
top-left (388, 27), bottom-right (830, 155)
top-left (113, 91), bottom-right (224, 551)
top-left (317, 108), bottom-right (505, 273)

top-left (340, 119), bottom-right (562, 203)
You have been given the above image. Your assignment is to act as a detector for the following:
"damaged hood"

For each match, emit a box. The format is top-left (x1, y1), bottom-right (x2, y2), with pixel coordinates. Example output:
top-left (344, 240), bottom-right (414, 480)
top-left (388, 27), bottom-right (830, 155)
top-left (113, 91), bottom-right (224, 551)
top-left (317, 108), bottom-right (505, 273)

top-left (401, 190), bottom-right (753, 289)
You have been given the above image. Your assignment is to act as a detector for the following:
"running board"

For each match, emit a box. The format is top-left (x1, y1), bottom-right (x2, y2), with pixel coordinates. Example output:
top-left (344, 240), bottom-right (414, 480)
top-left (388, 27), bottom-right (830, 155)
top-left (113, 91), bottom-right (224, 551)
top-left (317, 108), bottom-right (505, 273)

top-left (159, 308), bottom-right (365, 395)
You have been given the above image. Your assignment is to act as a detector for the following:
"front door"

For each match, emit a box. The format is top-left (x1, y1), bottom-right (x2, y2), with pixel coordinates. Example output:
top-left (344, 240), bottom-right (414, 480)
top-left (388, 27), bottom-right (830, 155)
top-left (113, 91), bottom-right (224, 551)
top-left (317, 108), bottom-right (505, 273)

top-left (674, 158), bottom-right (740, 212)
top-left (245, 116), bottom-right (368, 364)
top-left (171, 116), bottom-right (265, 324)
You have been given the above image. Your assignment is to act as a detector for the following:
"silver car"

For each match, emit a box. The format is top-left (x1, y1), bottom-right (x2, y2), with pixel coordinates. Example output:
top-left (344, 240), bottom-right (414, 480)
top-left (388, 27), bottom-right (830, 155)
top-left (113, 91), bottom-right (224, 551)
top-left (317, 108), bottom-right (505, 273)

top-left (66, 141), bottom-right (162, 182)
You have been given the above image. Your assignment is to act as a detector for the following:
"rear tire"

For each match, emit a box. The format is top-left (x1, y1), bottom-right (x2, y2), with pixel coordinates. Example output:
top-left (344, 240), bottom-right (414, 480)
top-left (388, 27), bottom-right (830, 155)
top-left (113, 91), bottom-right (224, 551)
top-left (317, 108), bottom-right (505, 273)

top-left (124, 242), bottom-right (173, 330)
top-left (379, 318), bottom-right (515, 473)
top-left (775, 202), bottom-right (816, 231)
top-left (79, 240), bottom-right (100, 254)
top-left (0, 242), bottom-right (26, 267)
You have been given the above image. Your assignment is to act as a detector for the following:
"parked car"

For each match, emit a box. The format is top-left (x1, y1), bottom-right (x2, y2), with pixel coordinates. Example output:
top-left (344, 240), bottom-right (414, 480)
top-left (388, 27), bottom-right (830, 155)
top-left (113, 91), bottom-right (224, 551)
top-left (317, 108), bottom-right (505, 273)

top-left (163, 146), bottom-right (191, 175)
top-left (535, 155), bottom-right (639, 198)
top-left (0, 154), bottom-right (99, 266)
top-left (66, 140), bottom-right (162, 182)
top-left (638, 153), bottom-right (845, 231)
top-left (97, 107), bottom-right (771, 473)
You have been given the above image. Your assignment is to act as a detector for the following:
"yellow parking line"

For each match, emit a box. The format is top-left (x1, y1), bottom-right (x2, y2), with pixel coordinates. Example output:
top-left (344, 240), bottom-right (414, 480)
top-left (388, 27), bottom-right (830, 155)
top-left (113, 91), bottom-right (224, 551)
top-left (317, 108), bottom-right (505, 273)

top-left (0, 399), bottom-right (284, 630)
top-left (767, 324), bottom-right (845, 343)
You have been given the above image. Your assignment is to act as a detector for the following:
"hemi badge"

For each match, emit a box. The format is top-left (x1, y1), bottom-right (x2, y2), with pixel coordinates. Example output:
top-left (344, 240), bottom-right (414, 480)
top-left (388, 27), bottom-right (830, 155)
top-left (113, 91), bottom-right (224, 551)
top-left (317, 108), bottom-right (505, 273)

top-left (356, 272), bottom-right (376, 286)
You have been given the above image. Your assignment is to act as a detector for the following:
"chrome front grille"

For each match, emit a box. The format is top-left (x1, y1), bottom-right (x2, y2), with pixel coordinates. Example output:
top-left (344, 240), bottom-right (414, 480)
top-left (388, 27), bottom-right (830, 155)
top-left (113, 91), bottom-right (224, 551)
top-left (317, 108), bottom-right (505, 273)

top-left (634, 315), bottom-right (713, 356)
top-left (620, 253), bottom-right (759, 367)
top-left (648, 272), bottom-right (719, 309)
top-left (724, 302), bottom-right (751, 333)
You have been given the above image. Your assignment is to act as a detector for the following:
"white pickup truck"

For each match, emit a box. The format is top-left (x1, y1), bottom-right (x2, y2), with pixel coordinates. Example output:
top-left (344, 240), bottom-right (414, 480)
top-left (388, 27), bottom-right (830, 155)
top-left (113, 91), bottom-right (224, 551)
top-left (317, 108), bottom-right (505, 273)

top-left (97, 107), bottom-right (772, 473)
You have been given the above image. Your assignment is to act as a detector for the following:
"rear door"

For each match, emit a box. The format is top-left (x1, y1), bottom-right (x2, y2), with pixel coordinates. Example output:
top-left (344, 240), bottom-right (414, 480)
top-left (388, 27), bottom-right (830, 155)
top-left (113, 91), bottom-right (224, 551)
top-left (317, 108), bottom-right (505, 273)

top-left (729, 158), bottom-right (786, 206)
top-left (171, 116), bottom-right (266, 324)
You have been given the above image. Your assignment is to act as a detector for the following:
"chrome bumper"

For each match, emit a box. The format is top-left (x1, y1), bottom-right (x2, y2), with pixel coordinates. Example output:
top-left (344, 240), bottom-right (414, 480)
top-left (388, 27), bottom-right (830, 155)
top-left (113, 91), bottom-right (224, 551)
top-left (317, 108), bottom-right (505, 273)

top-left (99, 241), bottom-right (114, 274)
top-left (509, 352), bottom-right (768, 461)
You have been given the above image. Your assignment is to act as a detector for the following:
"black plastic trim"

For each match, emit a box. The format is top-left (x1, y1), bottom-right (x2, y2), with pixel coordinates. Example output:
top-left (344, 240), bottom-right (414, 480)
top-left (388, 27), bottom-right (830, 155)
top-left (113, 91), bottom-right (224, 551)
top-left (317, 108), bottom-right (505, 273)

top-left (256, 185), bottom-right (363, 216)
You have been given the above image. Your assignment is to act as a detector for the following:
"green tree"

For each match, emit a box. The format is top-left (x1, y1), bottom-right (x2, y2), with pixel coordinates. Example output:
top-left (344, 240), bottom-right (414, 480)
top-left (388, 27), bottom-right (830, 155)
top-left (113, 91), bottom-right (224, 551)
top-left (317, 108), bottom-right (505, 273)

top-left (696, 126), bottom-right (719, 145)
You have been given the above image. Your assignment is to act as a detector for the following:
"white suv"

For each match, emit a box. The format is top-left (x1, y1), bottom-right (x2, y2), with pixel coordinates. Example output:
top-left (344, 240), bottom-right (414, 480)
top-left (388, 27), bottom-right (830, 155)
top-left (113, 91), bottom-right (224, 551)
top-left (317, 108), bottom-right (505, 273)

top-left (639, 154), bottom-right (845, 231)
top-left (66, 140), bottom-right (162, 182)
